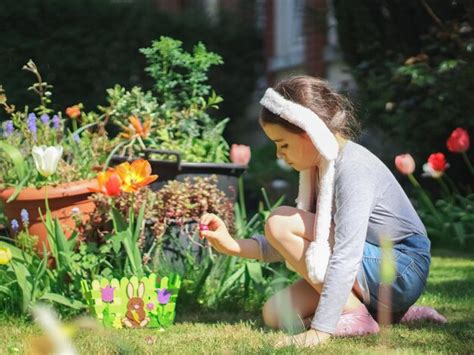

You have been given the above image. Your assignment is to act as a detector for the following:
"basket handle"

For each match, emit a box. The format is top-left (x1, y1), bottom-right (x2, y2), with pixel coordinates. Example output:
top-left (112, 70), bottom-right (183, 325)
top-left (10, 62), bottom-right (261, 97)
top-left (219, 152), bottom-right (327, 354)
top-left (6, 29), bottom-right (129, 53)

top-left (143, 149), bottom-right (181, 168)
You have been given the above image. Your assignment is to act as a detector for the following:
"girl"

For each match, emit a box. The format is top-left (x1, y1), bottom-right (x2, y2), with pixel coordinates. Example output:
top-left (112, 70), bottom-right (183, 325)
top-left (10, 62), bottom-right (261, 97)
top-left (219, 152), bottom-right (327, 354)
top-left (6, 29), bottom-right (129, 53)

top-left (199, 76), bottom-right (445, 347)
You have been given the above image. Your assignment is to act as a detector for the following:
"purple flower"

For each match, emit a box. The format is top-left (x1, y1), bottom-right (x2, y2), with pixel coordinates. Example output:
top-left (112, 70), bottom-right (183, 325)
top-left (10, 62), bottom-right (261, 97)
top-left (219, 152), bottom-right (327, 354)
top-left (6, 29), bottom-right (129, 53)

top-left (52, 115), bottom-right (60, 129)
top-left (20, 209), bottom-right (29, 226)
top-left (27, 113), bottom-right (37, 138)
top-left (156, 288), bottom-right (171, 305)
top-left (3, 120), bottom-right (14, 137)
top-left (146, 302), bottom-right (154, 310)
top-left (40, 114), bottom-right (49, 125)
top-left (73, 132), bottom-right (80, 143)
top-left (101, 285), bottom-right (115, 303)
top-left (11, 219), bottom-right (19, 232)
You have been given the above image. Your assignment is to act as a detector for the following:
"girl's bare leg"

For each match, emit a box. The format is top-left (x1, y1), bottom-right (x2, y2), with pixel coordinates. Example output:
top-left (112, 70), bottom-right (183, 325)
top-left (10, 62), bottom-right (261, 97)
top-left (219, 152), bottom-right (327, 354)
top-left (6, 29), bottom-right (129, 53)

top-left (262, 206), bottom-right (362, 329)
top-left (262, 278), bottom-right (317, 330)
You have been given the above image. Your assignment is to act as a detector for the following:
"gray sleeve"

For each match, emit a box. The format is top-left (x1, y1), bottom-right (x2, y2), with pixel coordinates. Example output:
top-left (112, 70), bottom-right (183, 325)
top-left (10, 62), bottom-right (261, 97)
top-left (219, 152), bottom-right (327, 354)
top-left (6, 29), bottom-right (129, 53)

top-left (311, 163), bottom-right (378, 333)
top-left (251, 234), bottom-right (285, 263)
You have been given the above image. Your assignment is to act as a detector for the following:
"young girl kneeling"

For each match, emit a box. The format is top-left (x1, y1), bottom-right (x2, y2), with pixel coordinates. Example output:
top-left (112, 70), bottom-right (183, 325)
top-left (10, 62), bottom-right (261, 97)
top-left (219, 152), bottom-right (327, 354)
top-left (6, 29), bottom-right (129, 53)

top-left (199, 76), bottom-right (445, 347)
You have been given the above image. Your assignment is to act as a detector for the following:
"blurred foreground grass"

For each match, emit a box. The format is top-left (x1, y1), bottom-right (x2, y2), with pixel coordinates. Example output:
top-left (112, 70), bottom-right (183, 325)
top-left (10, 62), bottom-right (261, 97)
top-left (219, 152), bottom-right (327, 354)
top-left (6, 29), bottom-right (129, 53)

top-left (1, 250), bottom-right (473, 354)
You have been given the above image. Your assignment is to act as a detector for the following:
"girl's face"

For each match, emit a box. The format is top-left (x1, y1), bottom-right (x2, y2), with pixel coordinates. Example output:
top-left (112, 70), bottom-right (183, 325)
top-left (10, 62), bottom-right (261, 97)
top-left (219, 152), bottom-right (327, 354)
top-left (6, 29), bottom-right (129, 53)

top-left (261, 123), bottom-right (321, 171)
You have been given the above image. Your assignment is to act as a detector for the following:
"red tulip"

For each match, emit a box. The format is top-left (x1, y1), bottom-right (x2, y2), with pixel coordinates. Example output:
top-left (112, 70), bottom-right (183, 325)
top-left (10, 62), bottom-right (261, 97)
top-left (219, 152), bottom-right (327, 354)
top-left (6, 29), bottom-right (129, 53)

top-left (89, 170), bottom-right (123, 196)
top-left (428, 153), bottom-right (448, 171)
top-left (395, 154), bottom-right (415, 175)
top-left (423, 153), bottom-right (448, 178)
top-left (230, 144), bottom-right (251, 165)
top-left (447, 128), bottom-right (470, 153)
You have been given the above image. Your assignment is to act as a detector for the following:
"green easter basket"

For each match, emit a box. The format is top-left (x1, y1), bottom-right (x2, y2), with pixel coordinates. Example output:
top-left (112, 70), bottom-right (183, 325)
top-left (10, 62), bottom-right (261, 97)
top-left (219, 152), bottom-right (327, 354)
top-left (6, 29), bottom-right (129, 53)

top-left (80, 273), bottom-right (181, 329)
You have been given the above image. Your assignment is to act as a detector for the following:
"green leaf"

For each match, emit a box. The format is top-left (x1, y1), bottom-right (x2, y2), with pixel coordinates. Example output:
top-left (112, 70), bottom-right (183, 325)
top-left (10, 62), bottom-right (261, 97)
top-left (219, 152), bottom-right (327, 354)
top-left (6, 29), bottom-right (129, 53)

top-left (120, 231), bottom-right (143, 276)
top-left (217, 264), bottom-right (245, 298)
top-left (103, 141), bottom-right (128, 171)
top-left (453, 222), bottom-right (466, 245)
top-left (0, 285), bottom-right (11, 295)
top-left (71, 121), bottom-right (100, 137)
top-left (51, 219), bottom-right (76, 273)
top-left (109, 232), bottom-right (124, 254)
top-left (40, 293), bottom-right (85, 310)
top-left (245, 262), bottom-right (264, 285)
top-left (0, 142), bottom-right (27, 181)
top-left (11, 261), bottom-right (32, 313)
top-left (31, 254), bottom-right (47, 299)
top-left (111, 207), bottom-right (128, 232)
top-left (133, 204), bottom-right (146, 244)
top-left (67, 230), bottom-right (79, 250)
top-left (6, 171), bottom-right (31, 203)
top-left (380, 237), bottom-right (396, 284)
top-left (39, 206), bottom-right (58, 263)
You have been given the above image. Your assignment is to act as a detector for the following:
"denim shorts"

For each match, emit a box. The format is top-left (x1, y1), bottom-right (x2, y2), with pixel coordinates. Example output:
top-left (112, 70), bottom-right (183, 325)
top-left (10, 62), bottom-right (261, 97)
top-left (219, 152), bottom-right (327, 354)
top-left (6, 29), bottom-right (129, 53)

top-left (356, 234), bottom-right (431, 322)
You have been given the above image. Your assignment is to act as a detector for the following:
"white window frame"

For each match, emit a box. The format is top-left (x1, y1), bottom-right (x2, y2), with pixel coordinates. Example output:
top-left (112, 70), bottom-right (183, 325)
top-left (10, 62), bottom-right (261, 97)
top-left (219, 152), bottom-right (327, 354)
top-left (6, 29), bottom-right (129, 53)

top-left (270, 0), bottom-right (305, 71)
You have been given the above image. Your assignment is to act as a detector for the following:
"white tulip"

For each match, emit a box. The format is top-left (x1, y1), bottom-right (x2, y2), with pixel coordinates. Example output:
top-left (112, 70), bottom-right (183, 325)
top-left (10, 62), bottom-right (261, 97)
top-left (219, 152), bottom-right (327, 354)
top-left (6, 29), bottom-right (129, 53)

top-left (32, 145), bottom-right (63, 177)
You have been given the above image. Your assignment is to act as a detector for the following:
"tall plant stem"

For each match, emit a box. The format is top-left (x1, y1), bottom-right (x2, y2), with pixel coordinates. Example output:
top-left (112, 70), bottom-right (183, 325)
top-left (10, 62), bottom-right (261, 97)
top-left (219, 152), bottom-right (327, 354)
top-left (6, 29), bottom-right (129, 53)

top-left (437, 177), bottom-right (451, 199)
top-left (408, 174), bottom-right (442, 223)
top-left (462, 152), bottom-right (474, 176)
top-left (238, 176), bottom-right (247, 222)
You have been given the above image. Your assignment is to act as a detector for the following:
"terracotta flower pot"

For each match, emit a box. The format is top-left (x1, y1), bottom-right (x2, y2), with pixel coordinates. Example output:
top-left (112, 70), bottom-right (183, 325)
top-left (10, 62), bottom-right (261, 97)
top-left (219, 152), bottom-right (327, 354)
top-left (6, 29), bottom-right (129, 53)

top-left (0, 179), bottom-right (99, 251)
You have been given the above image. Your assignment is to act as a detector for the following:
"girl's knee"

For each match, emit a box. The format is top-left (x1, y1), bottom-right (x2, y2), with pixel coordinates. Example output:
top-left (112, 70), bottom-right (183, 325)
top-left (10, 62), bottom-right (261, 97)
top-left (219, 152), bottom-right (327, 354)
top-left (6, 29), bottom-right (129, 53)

top-left (264, 206), bottom-right (294, 244)
top-left (262, 298), bottom-right (280, 329)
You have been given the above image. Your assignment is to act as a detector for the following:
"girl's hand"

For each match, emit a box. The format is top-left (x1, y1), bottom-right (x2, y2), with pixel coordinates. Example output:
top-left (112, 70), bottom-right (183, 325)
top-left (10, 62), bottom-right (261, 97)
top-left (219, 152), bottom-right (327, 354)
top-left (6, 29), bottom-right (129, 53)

top-left (199, 213), bottom-right (240, 256)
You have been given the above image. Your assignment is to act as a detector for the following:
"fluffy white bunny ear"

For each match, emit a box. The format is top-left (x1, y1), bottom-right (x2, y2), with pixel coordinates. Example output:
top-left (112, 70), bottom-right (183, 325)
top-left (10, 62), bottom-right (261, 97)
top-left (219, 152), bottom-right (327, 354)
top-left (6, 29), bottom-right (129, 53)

top-left (260, 88), bottom-right (338, 283)
top-left (260, 88), bottom-right (339, 160)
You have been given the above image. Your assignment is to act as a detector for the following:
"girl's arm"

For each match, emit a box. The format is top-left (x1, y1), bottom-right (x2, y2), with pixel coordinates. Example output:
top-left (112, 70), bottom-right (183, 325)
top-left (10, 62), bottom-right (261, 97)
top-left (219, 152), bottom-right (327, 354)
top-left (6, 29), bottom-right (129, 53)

top-left (232, 239), bottom-right (262, 259)
top-left (199, 213), bottom-right (262, 260)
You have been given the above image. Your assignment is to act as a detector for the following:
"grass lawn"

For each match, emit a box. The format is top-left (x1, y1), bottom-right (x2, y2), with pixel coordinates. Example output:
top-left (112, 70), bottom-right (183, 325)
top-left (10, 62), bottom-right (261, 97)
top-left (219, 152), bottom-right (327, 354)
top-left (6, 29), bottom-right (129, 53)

top-left (1, 249), bottom-right (473, 354)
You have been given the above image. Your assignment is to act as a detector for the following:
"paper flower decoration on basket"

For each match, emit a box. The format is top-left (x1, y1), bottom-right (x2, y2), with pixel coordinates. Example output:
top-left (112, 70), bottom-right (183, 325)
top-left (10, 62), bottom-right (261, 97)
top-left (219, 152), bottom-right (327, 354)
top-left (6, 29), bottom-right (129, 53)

top-left (81, 273), bottom-right (181, 329)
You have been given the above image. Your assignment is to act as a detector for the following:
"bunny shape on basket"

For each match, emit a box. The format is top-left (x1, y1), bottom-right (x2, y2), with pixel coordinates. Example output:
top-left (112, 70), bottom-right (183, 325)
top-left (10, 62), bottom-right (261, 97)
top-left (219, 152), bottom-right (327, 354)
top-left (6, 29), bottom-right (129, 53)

top-left (122, 281), bottom-right (150, 328)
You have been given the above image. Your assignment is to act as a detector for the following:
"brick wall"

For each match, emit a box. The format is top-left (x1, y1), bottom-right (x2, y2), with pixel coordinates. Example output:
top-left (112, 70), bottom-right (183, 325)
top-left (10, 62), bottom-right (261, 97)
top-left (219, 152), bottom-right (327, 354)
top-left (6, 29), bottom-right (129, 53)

top-left (305, 0), bottom-right (327, 77)
top-left (263, 0), bottom-right (327, 85)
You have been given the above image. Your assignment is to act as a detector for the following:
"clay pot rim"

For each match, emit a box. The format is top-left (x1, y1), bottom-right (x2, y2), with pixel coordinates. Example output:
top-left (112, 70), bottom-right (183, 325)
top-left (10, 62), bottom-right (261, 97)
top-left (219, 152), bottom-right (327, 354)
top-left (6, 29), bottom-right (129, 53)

top-left (0, 179), bottom-right (99, 201)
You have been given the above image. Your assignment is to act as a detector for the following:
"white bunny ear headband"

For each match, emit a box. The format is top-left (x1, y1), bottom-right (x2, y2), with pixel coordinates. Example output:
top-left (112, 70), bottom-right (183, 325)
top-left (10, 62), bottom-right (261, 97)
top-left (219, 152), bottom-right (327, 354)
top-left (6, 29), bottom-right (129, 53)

top-left (260, 88), bottom-right (339, 283)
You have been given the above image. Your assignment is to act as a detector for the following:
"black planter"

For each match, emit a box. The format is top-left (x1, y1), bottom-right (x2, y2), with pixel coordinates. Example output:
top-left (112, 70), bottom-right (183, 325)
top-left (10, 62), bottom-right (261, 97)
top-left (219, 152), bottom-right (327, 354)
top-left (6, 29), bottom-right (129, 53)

top-left (110, 149), bottom-right (247, 202)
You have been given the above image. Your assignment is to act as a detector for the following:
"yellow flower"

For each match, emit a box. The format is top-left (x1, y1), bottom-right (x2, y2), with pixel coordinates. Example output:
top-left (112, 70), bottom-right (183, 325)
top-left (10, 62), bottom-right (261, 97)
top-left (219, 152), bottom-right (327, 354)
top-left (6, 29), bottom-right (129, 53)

top-left (0, 247), bottom-right (12, 265)
top-left (112, 316), bottom-right (123, 329)
top-left (115, 159), bottom-right (158, 193)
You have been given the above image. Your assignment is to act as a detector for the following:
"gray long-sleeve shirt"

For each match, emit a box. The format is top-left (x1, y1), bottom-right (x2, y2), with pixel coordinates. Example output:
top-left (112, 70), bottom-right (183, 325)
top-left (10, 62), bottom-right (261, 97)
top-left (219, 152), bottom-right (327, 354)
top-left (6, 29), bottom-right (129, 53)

top-left (253, 141), bottom-right (427, 333)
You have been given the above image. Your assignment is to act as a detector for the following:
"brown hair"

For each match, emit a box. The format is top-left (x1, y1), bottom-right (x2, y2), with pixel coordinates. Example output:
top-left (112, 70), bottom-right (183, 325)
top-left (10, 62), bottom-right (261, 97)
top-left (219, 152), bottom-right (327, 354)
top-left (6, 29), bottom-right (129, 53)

top-left (260, 76), bottom-right (360, 139)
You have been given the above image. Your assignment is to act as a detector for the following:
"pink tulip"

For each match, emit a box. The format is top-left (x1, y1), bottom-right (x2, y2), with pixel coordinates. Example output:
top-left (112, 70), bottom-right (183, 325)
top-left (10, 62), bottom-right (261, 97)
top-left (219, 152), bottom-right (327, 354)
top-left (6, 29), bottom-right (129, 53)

top-left (395, 154), bottom-right (416, 175)
top-left (230, 144), bottom-right (251, 165)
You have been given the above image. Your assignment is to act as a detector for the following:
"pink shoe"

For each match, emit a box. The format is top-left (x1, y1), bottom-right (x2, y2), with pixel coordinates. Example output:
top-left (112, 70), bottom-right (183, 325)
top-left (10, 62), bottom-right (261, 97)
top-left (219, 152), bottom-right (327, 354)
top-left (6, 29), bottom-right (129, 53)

top-left (334, 304), bottom-right (380, 337)
top-left (400, 306), bottom-right (447, 324)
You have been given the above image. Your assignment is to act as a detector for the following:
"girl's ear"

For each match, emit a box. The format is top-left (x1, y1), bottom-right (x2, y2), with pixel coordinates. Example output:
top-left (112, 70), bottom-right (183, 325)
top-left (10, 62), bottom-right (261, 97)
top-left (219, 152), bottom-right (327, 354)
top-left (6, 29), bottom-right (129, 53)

top-left (127, 282), bottom-right (134, 299)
